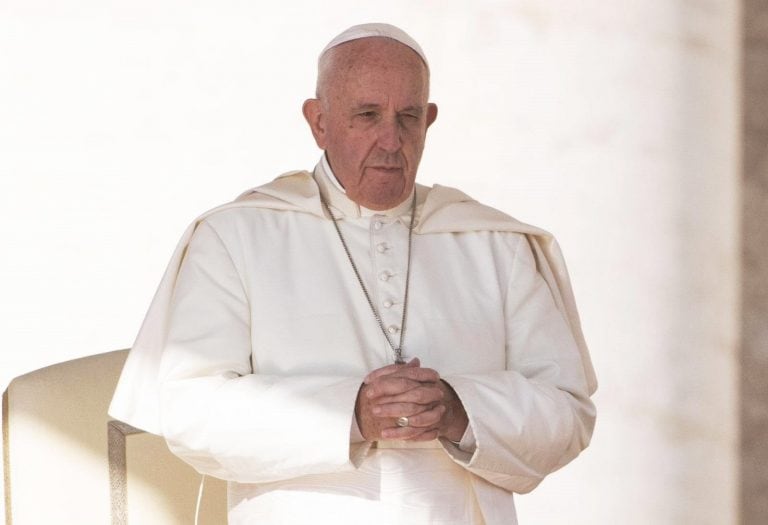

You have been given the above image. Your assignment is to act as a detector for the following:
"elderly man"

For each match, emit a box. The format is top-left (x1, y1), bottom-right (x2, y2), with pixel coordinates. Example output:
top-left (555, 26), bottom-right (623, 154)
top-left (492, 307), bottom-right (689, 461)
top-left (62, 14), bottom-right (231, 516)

top-left (110, 23), bottom-right (596, 525)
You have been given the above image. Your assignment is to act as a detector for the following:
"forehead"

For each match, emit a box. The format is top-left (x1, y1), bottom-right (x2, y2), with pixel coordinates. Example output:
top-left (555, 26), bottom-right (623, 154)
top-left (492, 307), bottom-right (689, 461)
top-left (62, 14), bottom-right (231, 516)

top-left (333, 37), bottom-right (426, 72)
top-left (325, 38), bottom-right (429, 101)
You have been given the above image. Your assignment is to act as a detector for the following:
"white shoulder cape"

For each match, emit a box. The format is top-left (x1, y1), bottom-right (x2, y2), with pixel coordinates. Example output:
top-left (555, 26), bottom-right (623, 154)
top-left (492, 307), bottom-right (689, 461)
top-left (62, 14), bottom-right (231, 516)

top-left (109, 171), bottom-right (597, 435)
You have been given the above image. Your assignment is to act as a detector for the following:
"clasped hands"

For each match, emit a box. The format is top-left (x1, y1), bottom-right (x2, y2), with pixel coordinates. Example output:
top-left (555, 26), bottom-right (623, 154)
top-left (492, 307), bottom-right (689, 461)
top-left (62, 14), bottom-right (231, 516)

top-left (355, 358), bottom-right (468, 443)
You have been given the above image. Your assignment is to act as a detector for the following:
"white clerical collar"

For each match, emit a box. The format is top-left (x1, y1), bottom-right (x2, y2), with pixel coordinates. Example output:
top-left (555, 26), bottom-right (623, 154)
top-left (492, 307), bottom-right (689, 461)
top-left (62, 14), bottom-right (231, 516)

top-left (315, 154), bottom-right (415, 219)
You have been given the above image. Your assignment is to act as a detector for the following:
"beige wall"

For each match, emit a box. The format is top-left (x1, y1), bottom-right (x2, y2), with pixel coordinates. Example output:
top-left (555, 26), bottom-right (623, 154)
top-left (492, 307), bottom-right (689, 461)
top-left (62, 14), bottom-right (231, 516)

top-left (512, 2), bottom-right (741, 523)
top-left (1, 1), bottom-right (748, 523)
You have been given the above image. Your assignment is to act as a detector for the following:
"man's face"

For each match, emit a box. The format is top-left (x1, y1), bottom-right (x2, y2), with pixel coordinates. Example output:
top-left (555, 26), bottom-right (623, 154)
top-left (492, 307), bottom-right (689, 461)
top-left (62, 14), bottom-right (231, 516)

top-left (303, 38), bottom-right (438, 210)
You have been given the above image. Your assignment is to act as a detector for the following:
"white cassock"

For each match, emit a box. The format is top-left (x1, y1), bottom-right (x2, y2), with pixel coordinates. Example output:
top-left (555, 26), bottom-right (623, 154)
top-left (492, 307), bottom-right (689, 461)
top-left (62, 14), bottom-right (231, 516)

top-left (109, 157), bottom-right (597, 525)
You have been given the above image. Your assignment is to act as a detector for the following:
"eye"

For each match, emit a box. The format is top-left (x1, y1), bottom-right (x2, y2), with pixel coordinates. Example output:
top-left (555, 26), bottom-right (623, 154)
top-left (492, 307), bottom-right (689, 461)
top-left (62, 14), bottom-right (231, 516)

top-left (398, 113), bottom-right (420, 125)
top-left (357, 111), bottom-right (377, 119)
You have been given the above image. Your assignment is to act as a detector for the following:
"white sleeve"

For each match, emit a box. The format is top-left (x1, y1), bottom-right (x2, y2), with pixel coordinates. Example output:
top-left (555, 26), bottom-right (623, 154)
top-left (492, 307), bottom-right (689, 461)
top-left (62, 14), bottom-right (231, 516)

top-left (441, 235), bottom-right (596, 494)
top-left (158, 221), bottom-right (367, 484)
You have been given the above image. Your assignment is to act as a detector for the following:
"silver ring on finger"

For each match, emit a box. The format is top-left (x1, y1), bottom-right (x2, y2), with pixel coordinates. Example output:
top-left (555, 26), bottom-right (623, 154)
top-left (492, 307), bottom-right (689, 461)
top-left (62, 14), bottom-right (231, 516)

top-left (396, 416), bottom-right (410, 427)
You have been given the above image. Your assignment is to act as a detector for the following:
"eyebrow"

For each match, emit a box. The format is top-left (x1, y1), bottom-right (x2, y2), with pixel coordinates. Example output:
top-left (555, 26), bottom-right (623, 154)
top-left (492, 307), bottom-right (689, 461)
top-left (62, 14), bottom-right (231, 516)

top-left (400, 106), bottom-right (425, 115)
top-left (352, 103), bottom-right (425, 115)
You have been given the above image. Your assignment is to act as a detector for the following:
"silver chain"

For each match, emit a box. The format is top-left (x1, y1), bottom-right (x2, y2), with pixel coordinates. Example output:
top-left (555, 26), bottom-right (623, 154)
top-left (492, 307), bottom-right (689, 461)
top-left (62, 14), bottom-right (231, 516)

top-left (320, 192), bottom-right (416, 364)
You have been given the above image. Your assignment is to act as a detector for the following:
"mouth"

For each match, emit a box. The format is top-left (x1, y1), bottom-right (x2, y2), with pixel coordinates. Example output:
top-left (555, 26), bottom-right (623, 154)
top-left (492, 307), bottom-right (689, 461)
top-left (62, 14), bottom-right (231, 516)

top-left (367, 166), bottom-right (403, 173)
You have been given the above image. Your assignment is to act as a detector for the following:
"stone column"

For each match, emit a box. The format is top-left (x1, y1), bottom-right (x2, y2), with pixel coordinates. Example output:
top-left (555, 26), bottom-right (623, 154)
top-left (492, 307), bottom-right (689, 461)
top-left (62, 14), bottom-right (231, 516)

top-left (742, 2), bottom-right (768, 523)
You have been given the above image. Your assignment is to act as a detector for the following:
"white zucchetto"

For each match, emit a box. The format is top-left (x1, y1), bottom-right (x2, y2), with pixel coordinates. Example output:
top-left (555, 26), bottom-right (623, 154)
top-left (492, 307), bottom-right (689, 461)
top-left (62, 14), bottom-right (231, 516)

top-left (319, 23), bottom-right (429, 70)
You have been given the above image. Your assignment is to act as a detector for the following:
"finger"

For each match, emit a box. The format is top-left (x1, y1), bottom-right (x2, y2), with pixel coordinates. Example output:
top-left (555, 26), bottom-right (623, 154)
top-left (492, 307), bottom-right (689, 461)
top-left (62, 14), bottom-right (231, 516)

top-left (371, 401), bottom-right (437, 418)
top-left (377, 404), bottom-right (446, 431)
top-left (364, 357), bottom-right (420, 383)
top-left (371, 386), bottom-right (444, 407)
top-left (365, 371), bottom-right (444, 399)
top-left (403, 404), bottom-right (446, 428)
top-left (366, 366), bottom-right (440, 387)
top-left (365, 376), bottom-right (423, 399)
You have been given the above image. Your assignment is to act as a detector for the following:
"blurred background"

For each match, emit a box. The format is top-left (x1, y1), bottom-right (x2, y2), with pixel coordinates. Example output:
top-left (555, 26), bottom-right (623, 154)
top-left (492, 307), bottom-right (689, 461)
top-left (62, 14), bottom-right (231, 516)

top-left (2, 1), bottom-right (764, 523)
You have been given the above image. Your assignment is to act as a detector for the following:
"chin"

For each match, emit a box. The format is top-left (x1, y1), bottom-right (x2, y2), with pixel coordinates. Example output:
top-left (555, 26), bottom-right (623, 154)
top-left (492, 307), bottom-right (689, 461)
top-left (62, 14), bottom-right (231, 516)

top-left (366, 193), bottom-right (409, 210)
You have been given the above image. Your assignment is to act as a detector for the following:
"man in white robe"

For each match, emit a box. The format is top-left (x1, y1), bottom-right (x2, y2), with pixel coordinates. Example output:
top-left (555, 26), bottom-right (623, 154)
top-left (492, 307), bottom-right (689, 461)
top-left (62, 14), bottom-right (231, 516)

top-left (109, 23), bottom-right (597, 524)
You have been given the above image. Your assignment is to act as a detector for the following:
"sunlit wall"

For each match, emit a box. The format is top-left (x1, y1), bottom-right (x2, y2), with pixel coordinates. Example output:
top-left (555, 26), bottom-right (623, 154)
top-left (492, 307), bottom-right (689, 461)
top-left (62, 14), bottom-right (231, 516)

top-left (1, 1), bottom-right (740, 523)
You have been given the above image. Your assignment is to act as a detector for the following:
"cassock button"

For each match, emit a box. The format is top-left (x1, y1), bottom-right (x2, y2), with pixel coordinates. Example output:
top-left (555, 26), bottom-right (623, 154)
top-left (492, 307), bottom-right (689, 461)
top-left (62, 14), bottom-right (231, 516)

top-left (376, 242), bottom-right (388, 253)
top-left (379, 271), bottom-right (392, 282)
top-left (373, 220), bottom-right (383, 230)
top-left (383, 299), bottom-right (393, 308)
top-left (387, 325), bottom-right (400, 334)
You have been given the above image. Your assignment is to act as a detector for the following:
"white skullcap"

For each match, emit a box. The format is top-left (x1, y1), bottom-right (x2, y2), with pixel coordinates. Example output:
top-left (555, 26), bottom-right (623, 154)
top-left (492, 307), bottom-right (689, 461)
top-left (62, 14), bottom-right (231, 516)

top-left (319, 23), bottom-right (429, 70)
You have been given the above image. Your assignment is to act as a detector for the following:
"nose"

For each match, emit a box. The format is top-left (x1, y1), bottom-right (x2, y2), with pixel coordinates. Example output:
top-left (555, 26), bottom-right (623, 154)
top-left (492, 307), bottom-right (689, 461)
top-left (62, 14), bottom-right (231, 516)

top-left (376, 117), bottom-right (402, 153)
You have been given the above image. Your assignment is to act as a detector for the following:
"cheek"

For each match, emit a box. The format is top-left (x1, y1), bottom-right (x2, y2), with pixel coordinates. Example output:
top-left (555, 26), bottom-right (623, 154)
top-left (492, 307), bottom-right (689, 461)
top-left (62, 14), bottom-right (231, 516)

top-left (404, 135), bottom-right (426, 160)
top-left (341, 142), bottom-right (368, 167)
top-left (349, 135), bottom-right (379, 161)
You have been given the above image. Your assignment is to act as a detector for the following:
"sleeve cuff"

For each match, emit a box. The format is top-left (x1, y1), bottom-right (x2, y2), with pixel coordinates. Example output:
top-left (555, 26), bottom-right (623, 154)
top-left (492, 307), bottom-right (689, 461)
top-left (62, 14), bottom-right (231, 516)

top-left (457, 423), bottom-right (477, 453)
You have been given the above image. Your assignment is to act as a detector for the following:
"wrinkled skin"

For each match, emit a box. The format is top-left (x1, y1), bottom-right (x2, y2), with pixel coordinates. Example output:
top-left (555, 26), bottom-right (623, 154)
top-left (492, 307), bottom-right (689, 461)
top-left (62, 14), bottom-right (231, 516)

top-left (303, 37), bottom-right (438, 211)
top-left (356, 358), bottom-right (468, 442)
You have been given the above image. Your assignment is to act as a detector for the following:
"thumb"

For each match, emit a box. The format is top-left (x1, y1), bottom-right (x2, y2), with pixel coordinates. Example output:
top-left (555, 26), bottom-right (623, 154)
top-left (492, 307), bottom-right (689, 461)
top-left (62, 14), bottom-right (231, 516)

top-left (406, 357), bottom-right (420, 368)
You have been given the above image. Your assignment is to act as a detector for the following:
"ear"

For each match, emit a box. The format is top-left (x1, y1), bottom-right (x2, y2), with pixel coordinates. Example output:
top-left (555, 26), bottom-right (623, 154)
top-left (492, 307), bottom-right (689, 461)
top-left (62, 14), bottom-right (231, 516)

top-left (302, 98), bottom-right (327, 149)
top-left (426, 102), bottom-right (438, 128)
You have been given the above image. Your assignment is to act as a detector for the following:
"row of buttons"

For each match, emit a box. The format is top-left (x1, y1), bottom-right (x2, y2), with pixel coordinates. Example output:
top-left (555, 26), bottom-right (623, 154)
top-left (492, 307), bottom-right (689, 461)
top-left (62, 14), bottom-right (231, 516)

top-left (373, 218), bottom-right (400, 339)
